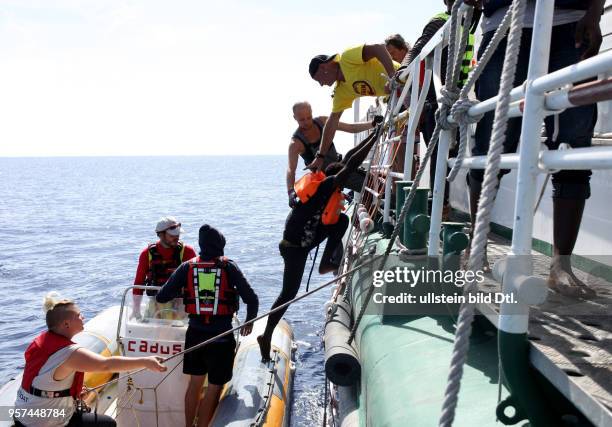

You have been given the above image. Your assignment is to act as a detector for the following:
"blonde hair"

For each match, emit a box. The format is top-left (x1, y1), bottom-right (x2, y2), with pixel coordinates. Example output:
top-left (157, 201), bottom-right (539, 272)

top-left (42, 292), bottom-right (76, 330)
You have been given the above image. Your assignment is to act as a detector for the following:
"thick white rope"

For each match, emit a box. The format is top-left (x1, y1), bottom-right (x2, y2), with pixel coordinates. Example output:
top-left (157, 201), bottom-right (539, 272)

top-left (447, 6), bottom-right (515, 181)
top-left (438, 0), bottom-right (527, 425)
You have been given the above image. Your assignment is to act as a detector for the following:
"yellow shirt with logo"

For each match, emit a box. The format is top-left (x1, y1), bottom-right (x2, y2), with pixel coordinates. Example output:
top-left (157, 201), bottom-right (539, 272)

top-left (331, 45), bottom-right (400, 113)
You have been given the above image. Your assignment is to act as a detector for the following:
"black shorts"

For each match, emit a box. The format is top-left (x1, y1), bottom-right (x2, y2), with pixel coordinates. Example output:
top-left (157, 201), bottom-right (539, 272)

top-left (183, 327), bottom-right (236, 385)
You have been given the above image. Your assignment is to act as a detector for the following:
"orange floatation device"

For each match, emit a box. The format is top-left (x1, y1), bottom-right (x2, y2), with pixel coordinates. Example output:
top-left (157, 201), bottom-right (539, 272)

top-left (294, 171), bottom-right (345, 225)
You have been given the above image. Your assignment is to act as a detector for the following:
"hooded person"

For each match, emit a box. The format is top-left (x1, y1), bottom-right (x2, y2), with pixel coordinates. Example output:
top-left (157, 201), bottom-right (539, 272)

top-left (156, 224), bottom-right (259, 427)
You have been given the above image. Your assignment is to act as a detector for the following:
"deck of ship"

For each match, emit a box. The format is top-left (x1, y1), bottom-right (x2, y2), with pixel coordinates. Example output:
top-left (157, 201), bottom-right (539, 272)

top-left (473, 233), bottom-right (612, 427)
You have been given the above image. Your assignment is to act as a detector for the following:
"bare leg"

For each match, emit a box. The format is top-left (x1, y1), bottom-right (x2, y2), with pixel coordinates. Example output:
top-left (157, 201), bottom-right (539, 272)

top-left (196, 383), bottom-right (223, 427)
top-left (547, 198), bottom-right (596, 298)
top-left (185, 375), bottom-right (206, 427)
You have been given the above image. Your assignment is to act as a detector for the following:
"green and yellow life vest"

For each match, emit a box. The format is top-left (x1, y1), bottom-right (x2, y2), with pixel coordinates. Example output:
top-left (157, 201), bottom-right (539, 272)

top-left (435, 12), bottom-right (475, 89)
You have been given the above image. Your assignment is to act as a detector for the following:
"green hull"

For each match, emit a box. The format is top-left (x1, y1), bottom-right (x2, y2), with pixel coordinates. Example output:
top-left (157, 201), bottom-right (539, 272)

top-left (347, 232), bottom-right (508, 427)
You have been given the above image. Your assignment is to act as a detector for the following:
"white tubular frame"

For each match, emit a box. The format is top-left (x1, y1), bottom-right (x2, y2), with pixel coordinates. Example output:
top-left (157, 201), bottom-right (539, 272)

top-left (356, 0), bottom-right (612, 336)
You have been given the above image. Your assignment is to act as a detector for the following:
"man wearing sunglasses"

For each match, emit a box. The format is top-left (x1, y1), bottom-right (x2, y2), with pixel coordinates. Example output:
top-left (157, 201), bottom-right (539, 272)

top-left (132, 216), bottom-right (197, 319)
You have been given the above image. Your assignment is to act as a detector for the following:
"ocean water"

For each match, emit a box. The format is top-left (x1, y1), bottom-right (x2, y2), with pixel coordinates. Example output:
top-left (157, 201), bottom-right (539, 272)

top-left (0, 155), bottom-right (328, 426)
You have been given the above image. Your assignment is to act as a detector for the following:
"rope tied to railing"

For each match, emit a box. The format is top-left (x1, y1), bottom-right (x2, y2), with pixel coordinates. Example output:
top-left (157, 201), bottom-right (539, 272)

top-left (438, 0), bottom-right (527, 425)
top-left (447, 5), bottom-right (515, 181)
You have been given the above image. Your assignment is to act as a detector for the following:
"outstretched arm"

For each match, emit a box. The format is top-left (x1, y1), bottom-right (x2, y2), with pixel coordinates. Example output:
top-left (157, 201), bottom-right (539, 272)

top-left (336, 120), bottom-right (375, 134)
top-left (57, 348), bottom-right (166, 378)
top-left (363, 44), bottom-right (396, 79)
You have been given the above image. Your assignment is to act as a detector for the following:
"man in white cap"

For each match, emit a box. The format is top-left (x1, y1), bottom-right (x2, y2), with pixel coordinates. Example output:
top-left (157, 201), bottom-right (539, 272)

top-left (132, 216), bottom-right (197, 319)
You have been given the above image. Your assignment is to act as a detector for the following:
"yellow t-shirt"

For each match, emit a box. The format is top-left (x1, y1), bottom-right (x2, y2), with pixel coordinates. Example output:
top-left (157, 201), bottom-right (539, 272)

top-left (331, 45), bottom-right (400, 113)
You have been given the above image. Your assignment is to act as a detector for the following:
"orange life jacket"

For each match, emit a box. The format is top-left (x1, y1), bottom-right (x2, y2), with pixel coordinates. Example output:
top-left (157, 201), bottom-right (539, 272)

top-left (294, 172), bottom-right (345, 225)
top-left (21, 331), bottom-right (84, 399)
top-left (184, 256), bottom-right (239, 318)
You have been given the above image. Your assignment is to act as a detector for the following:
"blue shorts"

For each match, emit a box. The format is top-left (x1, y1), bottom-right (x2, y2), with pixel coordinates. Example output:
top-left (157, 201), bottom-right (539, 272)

top-left (470, 22), bottom-right (596, 199)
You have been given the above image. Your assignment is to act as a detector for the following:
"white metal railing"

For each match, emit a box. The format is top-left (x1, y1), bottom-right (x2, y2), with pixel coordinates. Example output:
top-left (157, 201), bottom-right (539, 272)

top-left (349, 2), bottom-right (612, 425)
top-left (359, 1), bottom-right (612, 335)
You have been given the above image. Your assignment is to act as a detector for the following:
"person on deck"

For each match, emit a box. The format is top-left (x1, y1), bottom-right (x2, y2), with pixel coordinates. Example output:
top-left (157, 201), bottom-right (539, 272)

top-left (464, 0), bottom-right (604, 297)
top-left (258, 119), bottom-right (383, 362)
top-left (155, 224), bottom-right (258, 427)
top-left (385, 34), bottom-right (410, 63)
top-left (288, 101), bottom-right (380, 203)
top-left (306, 44), bottom-right (399, 172)
top-left (132, 216), bottom-right (196, 319)
top-left (383, 34), bottom-right (411, 177)
top-left (14, 293), bottom-right (166, 427)
top-left (397, 0), bottom-right (480, 220)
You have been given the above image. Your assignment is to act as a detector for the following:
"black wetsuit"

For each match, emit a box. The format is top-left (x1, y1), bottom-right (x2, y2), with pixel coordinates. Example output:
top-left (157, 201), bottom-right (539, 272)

top-left (263, 177), bottom-right (348, 341)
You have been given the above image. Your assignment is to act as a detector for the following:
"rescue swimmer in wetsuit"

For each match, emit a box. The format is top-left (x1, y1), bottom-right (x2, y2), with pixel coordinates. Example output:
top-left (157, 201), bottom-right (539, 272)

top-left (258, 116), bottom-right (383, 362)
top-left (156, 224), bottom-right (258, 427)
top-left (132, 216), bottom-right (196, 320)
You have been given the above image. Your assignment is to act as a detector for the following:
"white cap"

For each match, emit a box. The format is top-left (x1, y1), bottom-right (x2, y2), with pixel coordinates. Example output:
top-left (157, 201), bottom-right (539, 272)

top-left (155, 216), bottom-right (184, 236)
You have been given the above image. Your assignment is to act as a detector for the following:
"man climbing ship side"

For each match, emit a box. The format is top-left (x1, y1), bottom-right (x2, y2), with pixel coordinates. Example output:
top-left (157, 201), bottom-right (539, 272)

top-left (258, 117), bottom-right (383, 362)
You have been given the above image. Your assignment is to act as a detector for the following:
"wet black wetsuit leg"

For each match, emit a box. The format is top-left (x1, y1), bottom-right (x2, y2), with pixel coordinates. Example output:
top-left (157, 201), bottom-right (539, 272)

top-left (261, 244), bottom-right (310, 345)
top-left (319, 213), bottom-right (349, 271)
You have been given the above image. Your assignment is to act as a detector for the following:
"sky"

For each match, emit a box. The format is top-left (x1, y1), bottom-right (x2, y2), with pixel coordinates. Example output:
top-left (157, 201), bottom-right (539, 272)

top-left (0, 1), bottom-right (442, 157)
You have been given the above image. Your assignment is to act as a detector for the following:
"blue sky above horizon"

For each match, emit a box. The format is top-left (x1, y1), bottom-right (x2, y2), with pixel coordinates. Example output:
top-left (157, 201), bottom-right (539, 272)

top-left (0, 1), bottom-right (442, 157)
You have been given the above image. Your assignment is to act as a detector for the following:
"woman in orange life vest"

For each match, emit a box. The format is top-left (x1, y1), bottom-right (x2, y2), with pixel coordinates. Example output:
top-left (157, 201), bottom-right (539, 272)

top-left (155, 224), bottom-right (259, 427)
top-left (14, 293), bottom-right (166, 427)
top-left (257, 117), bottom-right (383, 362)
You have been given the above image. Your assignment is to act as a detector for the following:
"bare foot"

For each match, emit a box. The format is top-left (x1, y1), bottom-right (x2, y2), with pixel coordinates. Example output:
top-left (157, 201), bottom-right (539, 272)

top-left (257, 335), bottom-right (271, 363)
top-left (547, 266), bottom-right (597, 299)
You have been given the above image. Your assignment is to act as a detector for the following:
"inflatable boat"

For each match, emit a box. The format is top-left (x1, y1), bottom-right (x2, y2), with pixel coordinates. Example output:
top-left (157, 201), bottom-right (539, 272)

top-left (0, 287), bottom-right (296, 427)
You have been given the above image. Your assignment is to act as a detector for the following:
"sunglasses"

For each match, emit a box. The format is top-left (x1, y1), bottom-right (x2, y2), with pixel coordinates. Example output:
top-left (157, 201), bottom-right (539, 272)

top-left (162, 223), bottom-right (181, 232)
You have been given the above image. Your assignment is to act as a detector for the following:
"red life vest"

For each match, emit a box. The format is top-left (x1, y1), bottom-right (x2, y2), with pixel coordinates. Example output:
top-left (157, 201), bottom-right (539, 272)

top-left (21, 331), bottom-right (84, 399)
top-left (145, 241), bottom-right (185, 286)
top-left (184, 256), bottom-right (239, 318)
top-left (294, 172), bottom-right (345, 225)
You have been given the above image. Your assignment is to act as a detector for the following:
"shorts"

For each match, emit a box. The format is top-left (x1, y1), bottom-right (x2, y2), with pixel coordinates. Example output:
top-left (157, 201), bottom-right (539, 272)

top-left (471, 22), bottom-right (596, 199)
top-left (183, 326), bottom-right (236, 385)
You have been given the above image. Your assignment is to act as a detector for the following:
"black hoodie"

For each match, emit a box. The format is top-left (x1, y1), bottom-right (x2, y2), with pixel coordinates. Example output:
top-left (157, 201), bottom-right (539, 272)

top-left (156, 224), bottom-right (259, 335)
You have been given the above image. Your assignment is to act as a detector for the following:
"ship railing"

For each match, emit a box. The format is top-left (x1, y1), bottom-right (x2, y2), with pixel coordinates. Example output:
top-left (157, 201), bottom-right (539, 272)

top-left (351, 2), bottom-right (612, 424)
top-left (365, 2), bottom-right (612, 271)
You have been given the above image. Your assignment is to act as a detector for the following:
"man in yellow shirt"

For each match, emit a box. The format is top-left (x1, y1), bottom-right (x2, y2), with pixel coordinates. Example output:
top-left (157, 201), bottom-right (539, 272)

top-left (307, 44), bottom-right (399, 171)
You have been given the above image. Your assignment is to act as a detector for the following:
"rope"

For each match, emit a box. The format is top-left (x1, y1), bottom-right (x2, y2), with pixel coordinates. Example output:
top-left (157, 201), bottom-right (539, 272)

top-left (306, 244), bottom-right (320, 292)
top-left (348, 0), bottom-right (466, 345)
top-left (438, 0), bottom-right (527, 425)
top-left (85, 254), bottom-right (384, 393)
top-left (447, 5), bottom-right (514, 181)
top-left (322, 375), bottom-right (329, 427)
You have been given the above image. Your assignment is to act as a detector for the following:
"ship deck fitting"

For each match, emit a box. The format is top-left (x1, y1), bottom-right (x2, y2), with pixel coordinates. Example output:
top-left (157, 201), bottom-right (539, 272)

top-left (473, 234), bottom-right (612, 426)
